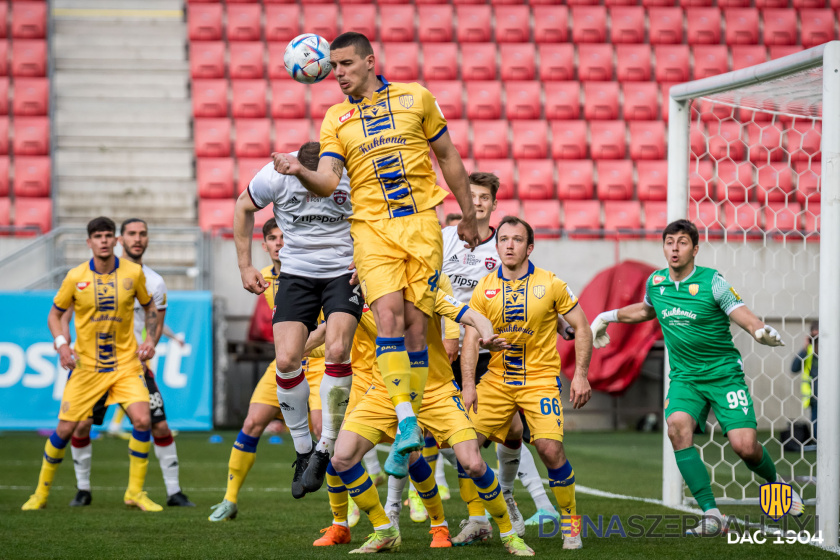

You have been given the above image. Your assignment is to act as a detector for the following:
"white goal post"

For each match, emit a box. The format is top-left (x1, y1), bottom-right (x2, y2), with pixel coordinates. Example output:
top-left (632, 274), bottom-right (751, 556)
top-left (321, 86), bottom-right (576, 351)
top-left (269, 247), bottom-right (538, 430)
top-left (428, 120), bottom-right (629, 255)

top-left (665, 41), bottom-right (840, 546)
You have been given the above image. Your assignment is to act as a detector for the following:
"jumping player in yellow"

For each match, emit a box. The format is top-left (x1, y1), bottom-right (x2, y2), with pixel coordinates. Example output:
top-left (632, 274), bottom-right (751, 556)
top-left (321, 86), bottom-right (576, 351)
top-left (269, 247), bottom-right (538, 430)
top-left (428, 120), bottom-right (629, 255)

top-left (460, 217), bottom-right (594, 550)
top-left (271, 32), bottom-right (482, 474)
top-left (22, 217), bottom-right (160, 512)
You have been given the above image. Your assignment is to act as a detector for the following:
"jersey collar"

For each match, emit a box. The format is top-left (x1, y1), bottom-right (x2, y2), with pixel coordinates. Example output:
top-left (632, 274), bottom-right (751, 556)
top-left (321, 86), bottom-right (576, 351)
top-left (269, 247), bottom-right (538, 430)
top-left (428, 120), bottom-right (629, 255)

top-left (347, 75), bottom-right (390, 104)
top-left (88, 256), bottom-right (119, 274)
top-left (498, 260), bottom-right (534, 281)
top-left (479, 226), bottom-right (496, 246)
top-left (670, 264), bottom-right (697, 289)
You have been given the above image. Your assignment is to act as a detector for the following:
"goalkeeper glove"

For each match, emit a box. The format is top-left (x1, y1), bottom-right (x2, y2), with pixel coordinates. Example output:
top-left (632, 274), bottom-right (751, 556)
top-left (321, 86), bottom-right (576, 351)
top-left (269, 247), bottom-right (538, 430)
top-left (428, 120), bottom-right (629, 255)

top-left (754, 325), bottom-right (784, 347)
top-left (590, 310), bottom-right (618, 349)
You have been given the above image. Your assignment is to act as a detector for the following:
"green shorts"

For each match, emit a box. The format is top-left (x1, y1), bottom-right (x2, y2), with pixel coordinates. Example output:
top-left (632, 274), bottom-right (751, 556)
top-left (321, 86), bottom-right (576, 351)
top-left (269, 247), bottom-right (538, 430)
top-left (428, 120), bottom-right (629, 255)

top-left (665, 376), bottom-right (757, 435)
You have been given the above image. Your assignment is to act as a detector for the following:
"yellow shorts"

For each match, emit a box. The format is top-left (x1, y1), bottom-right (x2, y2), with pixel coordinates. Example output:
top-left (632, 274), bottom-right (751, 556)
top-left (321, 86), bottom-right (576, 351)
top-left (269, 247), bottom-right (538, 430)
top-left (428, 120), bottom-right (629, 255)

top-left (59, 362), bottom-right (148, 422)
top-left (251, 359), bottom-right (322, 412)
top-left (351, 210), bottom-right (443, 317)
top-left (471, 373), bottom-right (565, 444)
top-left (305, 357), bottom-right (324, 411)
top-left (344, 382), bottom-right (476, 448)
top-left (347, 373), bottom-right (372, 414)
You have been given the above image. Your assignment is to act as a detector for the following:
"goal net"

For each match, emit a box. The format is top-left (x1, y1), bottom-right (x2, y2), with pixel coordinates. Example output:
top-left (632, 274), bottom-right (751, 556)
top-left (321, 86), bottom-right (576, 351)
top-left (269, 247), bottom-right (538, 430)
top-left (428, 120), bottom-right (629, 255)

top-left (665, 42), bottom-right (839, 545)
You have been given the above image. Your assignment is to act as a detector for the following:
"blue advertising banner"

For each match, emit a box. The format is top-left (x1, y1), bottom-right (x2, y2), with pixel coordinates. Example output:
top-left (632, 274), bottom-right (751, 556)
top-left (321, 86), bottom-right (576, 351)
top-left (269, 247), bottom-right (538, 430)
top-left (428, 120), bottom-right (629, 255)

top-left (0, 291), bottom-right (213, 430)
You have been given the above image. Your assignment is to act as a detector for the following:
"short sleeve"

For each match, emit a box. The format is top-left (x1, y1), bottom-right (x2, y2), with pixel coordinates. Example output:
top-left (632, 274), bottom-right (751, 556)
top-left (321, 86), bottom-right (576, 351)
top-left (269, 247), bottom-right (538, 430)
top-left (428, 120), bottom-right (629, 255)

top-left (468, 283), bottom-right (486, 317)
top-left (135, 269), bottom-right (152, 307)
top-left (154, 278), bottom-right (168, 311)
top-left (420, 87), bottom-right (448, 142)
top-left (712, 272), bottom-right (745, 315)
top-left (319, 111), bottom-right (346, 162)
top-left (53, 272), bottom-right (76, 312)
top-left (434, 273), bottom-right (469, 323)
top-left (247, 163), bottom-right (276, 210)
top-left (552, 277), bottom-right (578, 315)
top-left (643, 274), bottom-right (654, 307)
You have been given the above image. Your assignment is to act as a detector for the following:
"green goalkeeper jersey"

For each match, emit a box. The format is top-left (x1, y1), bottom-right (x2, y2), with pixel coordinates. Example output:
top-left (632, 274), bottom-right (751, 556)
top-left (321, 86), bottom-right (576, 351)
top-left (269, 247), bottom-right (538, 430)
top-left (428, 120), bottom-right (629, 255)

top-left (644, 265), bottom-right (745, 381)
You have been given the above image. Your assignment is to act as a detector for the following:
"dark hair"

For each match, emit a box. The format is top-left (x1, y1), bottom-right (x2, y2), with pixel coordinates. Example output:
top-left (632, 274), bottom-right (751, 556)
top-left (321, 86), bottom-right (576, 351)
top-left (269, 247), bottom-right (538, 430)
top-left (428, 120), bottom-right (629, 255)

top-left (810, 320), bottom-right (819, 333)
top-left (445, 213), bottom-right (462, 225)
top-left (120, 218), bottom-right (147, 235)
top-left (298, 142), bottom-right (320, 172)
top-left (469, 172), bottom-right (500, 201)
top-left (87, 216), bottom-right (116, 237)
top-left (262, 218), bottom-right (280, 239)
top-left (662, 219), bottom-right (699, 247)
top-left (331, 32), bottom-right (374, 58)
top-left (497, 216), bottom-right (534, 247)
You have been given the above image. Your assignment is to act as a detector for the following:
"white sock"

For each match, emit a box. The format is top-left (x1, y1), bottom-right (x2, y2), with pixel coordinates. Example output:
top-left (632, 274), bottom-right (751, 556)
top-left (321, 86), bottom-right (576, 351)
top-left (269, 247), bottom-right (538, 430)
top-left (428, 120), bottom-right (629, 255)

top-left (519, 444), bottom-right (555, 512)
top-left (71, 442), bottom-right (92, 491)
top-left (439, 447), bottom-right (457, 468)
top-left (275, 366), bottom-right (313, 454)
top-left (154, 438), bottom-right (181, 496)
top-left (497, 442), bottom-right (521, 494)
top-left (316, 363), bottom-right (352, 454)
top-left (705, 507), bottom-right (723, 520)
top-left (395, 401), bottom-right (414, 422)
top-left (334, 520), bottom-right (349, 527)
top-left (386, 475), bottom-right (408, 512)
top-left (364, 448), bottom-right (382, 476)
top-left (470, 515), bottom-right (488, 523)
top-left (434, 455), bottom-right (447, 487)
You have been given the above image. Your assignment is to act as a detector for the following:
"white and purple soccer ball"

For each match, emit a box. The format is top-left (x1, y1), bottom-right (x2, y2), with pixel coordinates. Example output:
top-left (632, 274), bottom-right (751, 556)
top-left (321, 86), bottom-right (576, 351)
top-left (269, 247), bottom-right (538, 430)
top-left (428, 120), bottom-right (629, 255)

top-left (284, 33), bottom-right (332, 84)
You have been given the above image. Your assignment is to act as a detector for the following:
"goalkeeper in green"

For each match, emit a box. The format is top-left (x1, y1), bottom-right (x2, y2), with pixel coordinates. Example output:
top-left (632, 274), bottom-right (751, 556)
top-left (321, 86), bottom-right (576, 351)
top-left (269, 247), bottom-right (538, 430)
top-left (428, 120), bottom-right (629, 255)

top-left (590, 219), bottom-right (803, 535)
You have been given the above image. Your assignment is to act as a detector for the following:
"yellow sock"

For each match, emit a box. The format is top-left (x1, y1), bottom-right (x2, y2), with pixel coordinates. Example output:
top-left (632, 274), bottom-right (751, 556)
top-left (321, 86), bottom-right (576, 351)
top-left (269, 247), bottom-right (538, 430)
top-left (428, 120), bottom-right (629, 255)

top-left (224, 431), bottom-right (260, 503)
top-left (375, 337), bottom-right (412, 408)
top-left (407, 348), bottom-right (429, 414)
top-left (409, 456), bottom-right (445, 526)
top-left (456, 462), bottom-right (485, 517)
top-left (338, 463), bottom-right (390, 529)
top-left (327, 463), bottom-right (348, 524)
top-left (112, 407), bottom-right (126, 426)
top-left (549, 461), bottom-right (579, 537)
top-left (423, 435), bottom-right (439, 475)
top-left (471, 463), bottom-right (513, 534)
top-left (35, 432), bottom-right (68, 498)
top-left (127, 429), bottom-right (151, 495)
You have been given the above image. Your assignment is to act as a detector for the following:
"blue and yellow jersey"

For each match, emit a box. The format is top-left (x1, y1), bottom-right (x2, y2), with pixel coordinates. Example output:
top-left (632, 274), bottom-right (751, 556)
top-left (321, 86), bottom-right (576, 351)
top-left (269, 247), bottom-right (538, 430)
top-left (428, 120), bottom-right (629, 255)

top-left (319, 77), bottom-right (449, 221)
top-left (53, 257), bottom-right (151, 372)
top-left (469, 262), bottom-right (578, 386)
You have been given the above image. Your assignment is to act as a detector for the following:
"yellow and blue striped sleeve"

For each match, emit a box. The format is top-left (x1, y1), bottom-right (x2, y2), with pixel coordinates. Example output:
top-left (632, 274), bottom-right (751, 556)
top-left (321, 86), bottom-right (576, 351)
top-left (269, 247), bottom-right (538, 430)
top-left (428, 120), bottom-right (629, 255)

top-left (420, 86), bottom-right (448, 142)
top-left (318, 108), bottom-right (346, 162)
top-left (53, 271), bottom-right (76, 312)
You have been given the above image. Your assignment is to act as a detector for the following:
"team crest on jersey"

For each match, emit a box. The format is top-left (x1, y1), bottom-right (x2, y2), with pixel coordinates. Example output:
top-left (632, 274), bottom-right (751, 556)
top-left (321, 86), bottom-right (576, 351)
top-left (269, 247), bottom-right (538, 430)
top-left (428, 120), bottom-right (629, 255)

top-left (533, 285), bottom-right (546, 299)
top-left (339, 108), bottom-right (355, 124)
top-left (484, 289), bottom-right (500, 299)
top-left (362, 303), bottom-right (370, 313)
top-left (689, 284), bottom-right (699, 296)
top-left (399, 94), bottom-right (414, 109)
top-left (76, 282), bottom-right (90, 291)
top-left (653, 275), bottom-right (665, 285)
top-left (333, 190), bottom-right (348, 205)
top-left (123, 278), bottom-right (134, 290)
top-left (485, 257), bottom-right (497, 270)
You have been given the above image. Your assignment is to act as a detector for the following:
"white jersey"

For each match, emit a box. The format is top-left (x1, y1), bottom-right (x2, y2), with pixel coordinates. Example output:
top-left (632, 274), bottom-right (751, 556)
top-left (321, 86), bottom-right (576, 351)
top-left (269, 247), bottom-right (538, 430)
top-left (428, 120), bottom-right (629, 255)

top-left (134, 264), bottom-right (167, 343)
top-left (247, 153), bottom-right (354, 279)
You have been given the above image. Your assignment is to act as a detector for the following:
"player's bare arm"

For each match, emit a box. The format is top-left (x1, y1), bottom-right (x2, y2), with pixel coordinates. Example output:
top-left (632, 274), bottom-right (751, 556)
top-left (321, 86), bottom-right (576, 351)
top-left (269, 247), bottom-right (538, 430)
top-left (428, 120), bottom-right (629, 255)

top-left (137, 300), bottom-right (159, 361)
top-left (729, 306), bottom-right (784, 347)
top-left (234, 189), bottom-right (270, 295)
top-left (590, 302), bottom-right (656, 349)
top-left (564, 304), bottom-right (593, 409)
top-left (163, 324), bottom-right (185, 347)
top-left (272, 152), bottom-right (342, 198)
top-left (48, 306), bottom-right (77, 370)
top-left (303, 322), bottom-right (327, 356)
top-left (430, 131), bottom-right (480, 249)
top-left (460, 325), bottom-right (481, 413)
top-left (459, 308), bottom-right (509, 352)
top-left (557, 314), bottom-right (575, 341)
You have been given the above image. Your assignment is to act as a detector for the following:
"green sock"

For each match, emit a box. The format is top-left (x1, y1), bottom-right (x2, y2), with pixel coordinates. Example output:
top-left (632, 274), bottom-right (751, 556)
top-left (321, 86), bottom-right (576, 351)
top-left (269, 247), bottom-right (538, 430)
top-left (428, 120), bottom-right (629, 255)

top-left (675, 447), bottom-right (717, 512)
top-left (745, 445), bottom-right (777, 483)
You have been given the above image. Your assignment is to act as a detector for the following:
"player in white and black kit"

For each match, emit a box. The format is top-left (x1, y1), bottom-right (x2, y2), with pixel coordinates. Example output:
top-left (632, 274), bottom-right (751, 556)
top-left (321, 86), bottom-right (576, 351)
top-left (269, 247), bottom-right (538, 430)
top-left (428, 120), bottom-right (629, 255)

top-left (234, 141), bottom-right (363, 499)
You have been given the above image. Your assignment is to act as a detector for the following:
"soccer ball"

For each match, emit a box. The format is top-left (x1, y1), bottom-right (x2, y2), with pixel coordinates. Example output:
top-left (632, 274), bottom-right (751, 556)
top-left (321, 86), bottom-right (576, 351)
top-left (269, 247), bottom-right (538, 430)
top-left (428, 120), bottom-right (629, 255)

top-left (284, 33), bottom-right (332, 84)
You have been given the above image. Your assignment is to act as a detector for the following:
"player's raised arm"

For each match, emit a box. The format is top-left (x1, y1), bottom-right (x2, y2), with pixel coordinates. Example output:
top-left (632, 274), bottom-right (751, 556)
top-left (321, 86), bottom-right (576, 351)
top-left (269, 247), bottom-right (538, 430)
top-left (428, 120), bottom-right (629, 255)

top-left (430, 132), bottom-right (480, 249)
top-left (271, 152), bottom-right (342, 198)
top-left (234, 187), bottom-right (270, 295)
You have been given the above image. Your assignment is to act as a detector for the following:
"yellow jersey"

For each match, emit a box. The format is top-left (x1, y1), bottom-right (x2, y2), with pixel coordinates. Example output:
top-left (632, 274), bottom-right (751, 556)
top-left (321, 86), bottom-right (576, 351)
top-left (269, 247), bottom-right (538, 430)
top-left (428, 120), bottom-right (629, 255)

top-left (319, 78), bottom-right (449, 221)
top-left (260, 264), bottom-right (281, 311)
top-left (53, 257), bottom-right (152, 372)
top-left (469, 262), bottom-right (578, 386)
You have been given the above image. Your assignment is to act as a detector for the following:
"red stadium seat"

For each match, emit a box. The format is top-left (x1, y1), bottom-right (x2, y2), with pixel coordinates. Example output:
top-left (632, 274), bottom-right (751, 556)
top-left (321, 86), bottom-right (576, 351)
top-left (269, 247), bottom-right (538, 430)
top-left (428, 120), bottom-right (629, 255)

top-left (267, 43), bottom-right (291, 79)
top-left (188, 4), bottom-right (222, 40)
top-left (505, 81), bottom-right (541, 120)
top-left (689, 158), bottom-right (714, 200)
top-left (693, 45), bottom-right (729, 79)
top-left (571, 6), bottom-right (607, 43)
top-left (270, 81), bottom-right (307, 118)
top-left (689, 122), bottom-right (707, 157)
top-left (578, 44), bottom-right (614, 81)
top-left (422, 43), bottom-right (458, 80)
top-left (796, 161), bottom-right (821, 205)
top-left (0, 116), bottom-right (9, 154)
top-left (0, 41), bottom-right (7, 76)
top-left (629, 121), bottom-right (666, 160)
top-left (722, 201), bottom-right (761, 237)
top-left (615, 44), bottom-right (652, 81)
top-left (724, 8), bottom-right (759, 45)
top-left (494, 6), bottom-right (530, 43)
top-left (234, 119), bottom-right (271, 158)
top-left (747, 123), bottom-right (784, 162)
top-left (192, 79), bottom-right (228, 118)
top-left (607, 0), bottom-right (644, 4)
top-left (544, 82), bottom-right (580, 120)
top-left (804, 205), bottom-right (820, 237)
top-left (418, 5), bottom-right (453, 43)
top-left (642, 0), bottom-right (677, 6)
top-left (198, 199), bottom-right (235, 233)
top-left (654, 45), bottom-right (690, 82)
top-left (512, 120), bottom-right (549, 159)
top-left (475, 159), bottom-right (515, 199)
top-left (590, 121), bottom-right (626, 160)
top-left (755, 0), bottom-right (789, 6)
top-left (340, 5), bottom-right (376, 38)
top-left (801, 10), bottom-right (837, 48)
top-left (563, 200), bottom-right (601, 239)
top-left (793, 0), bottom-right (830, 7)
top-left (461, 43), bottom-right (497, 81)
top-left (556, 160), bottom-right (594, 199)
top-left (12, 116), bottom-right (48, 155)
top-left (648, 7), bottom-right (684, 44)
top-left (715, 161), bottom-right (752, 202)
top-left (0, 4), bottom-right (7, 40)
top-left (686, 7), bottom-right (721, 44)
top-left (12, 39), bottom-right (46, 77)
top-left (427, 81), bottom-right (463, 119)
top-left (719, 0), bottom-right (750, 5)
top-left (226, 4), bottom-right (261, 42)
top-left (731, 45), bottom-right (767, 70)
top-left (659, 82), bottom-right (675, 122)
top-left (756, 161), bottom-right (794, 203)
top-left (762, 10), bottom-right (797, 46)
top-left (604, 201), bottom-right (641, 238)
top-left (273, 119), bottom-right (310, 153)
top-left (472, 120), bottom-right (509, 160)
top-left (0, 197), bottom-right (8, 226)
top-left (0, 159), bottom-right (5, 194)
top-left (310, 82), bottom-right (346, 119)
top-left (500, 44), bottom-right (536, 81)
top-left (492, 200), bottom-right (522, 224)
top-left (517, 160), bottom-right (556, 199)
top-left (681, 0), bottom-right (714, 6)
top-left (533, 6), bottom-right (569, 43)
top-left (195, 118), bottom-right (231, 157)
top-left (637, 160), bottom-right (668, 201)
top-left (765, 202), bottom-right (800, 234)
top-left (231, 80), bottom-right (267, 119)
top-left (522, 200), bottom-right (561, 238)
top-left (301, 5), bottom-right (338, 41)
top-left (12, 156), bottom-right (49, 197)
top-left (456, 6), bottom-right (491, 43)
top-left (787, 121), bottom-right (822, 162)
top-left (237, 158), bottom-right (269, 191)
top-left (689, 200), bottom-right (723, 235)
top-left (191, 42), bottom-right (225, 79)
top-left (622, 82), bottom-right (659, 120)
top-left (596, 160), bottom-right (634, 200)
top-left (707, 121), bottom-right (745, 160)
top-left (14, 196), bottom-right (51, 233)
top-left (551, 121), bottom-right (588, 160)
top-left (643, 201), bottom-right (668, 237)
top-left (465, 81), bottom-right (502, 120)
top-left (384, 43), bottom-right (419, 80)
top-left (197, 158), bottom-right (235, 199)
top-left (446, 119), bottom-right (470, 158)
top-left (380, 5), bottom-right (415, 42)
top-left (769, 45), bottom-right (803, 61)
top-left (12, 77), bottom-right (47, 116)
top-left (610, 6), bottom-right (645, 43)
top-left (229, 42), bottom-right (265, 79)
top-left (583, 81), bottom-right (620, 120)
top-left (538, 44), bottom-right (575, 81)
top-left (266, 5), bottom-right (301, 42)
